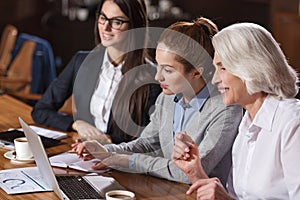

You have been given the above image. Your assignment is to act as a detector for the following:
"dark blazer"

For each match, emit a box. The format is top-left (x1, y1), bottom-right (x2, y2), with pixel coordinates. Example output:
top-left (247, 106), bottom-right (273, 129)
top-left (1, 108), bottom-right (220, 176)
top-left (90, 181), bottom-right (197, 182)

top-left (32, 46), bottom-right (161, 144)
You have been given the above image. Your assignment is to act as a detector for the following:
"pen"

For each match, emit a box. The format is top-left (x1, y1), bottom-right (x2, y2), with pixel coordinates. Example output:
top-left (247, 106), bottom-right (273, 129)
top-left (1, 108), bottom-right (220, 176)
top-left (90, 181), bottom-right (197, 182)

top-left (67, 150), bottom-right (78, 154)
top-left (66, 150), bottom-right (112, 158)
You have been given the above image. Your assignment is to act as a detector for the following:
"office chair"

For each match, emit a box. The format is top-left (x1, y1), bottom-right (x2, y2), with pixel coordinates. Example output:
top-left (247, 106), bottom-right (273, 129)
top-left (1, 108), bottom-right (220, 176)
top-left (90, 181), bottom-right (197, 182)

top-left (0, 40), bottom-right (41, 101)
top-left (0, 24), bottom-right (18, 75)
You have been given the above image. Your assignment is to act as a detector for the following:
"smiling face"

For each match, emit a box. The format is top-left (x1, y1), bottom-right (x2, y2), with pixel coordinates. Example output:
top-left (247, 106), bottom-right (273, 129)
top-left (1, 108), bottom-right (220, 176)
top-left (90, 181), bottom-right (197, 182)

top-left (98, 0), bottom-right (130, 48)
top-left (212, 53), bottom-right (250, 106)
top-left (155, 44), bottom-right (199, 97)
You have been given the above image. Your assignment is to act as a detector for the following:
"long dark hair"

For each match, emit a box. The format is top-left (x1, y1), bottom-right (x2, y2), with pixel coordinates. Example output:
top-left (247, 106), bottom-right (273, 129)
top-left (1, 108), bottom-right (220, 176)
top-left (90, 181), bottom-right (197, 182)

top-left (94, 0), bottom-right (152, 140)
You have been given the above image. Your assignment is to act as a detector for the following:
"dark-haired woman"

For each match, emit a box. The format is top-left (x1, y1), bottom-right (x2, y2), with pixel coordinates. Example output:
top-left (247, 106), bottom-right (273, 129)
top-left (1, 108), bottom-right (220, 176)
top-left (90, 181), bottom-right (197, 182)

top-left (32, 0), bottom-right (161, 144)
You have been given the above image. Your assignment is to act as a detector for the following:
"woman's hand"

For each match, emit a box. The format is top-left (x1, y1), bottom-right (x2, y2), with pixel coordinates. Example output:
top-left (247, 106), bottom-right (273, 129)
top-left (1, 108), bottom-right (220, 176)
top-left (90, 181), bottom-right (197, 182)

top-left (71, 140), bottom-right (130, 171)
top-left (71, 139), bottom-right (110, 160)
top-left (72, 120), bottom-right (112, 144)
top-left (172, 131), bottom-right (195, 161)
top-left (187, 178), bottom-right (233, 200)
top-left (91, 153), bottom-right (130, 170)
top-left (172, 132), bottom-right (208, 183)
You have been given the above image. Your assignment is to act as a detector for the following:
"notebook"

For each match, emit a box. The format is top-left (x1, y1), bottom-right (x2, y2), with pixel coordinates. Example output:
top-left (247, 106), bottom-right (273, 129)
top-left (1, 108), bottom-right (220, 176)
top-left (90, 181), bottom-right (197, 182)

top-left (19, 117), bottom-right (123, 200)
top-left (49, 152), bottom-right (108, 173)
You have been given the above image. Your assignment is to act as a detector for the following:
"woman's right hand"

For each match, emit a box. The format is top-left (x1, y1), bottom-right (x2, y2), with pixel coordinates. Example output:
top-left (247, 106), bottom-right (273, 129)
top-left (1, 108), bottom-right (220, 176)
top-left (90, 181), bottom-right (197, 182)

top-left (187, 178), bottom-right (233, 200)
top-left (172, 131), bottom-right (208, 183)
top-left (71, 139), bottom-right (110, 160)
top-left (72, 120), bottom-right (112, 144)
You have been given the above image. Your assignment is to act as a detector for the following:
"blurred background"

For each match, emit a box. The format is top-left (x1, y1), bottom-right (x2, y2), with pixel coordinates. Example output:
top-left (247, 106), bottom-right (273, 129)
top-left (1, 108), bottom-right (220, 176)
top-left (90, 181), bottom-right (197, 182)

top-left (0, 0), bottom-right (299, 75)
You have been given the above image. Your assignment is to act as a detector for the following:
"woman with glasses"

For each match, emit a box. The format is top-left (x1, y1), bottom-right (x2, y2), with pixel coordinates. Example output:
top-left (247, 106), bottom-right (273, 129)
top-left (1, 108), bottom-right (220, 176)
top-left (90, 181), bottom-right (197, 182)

top-left (32, 0), bottom-right (161, 144)
top-left (97, 13), bottom-right (130, 30)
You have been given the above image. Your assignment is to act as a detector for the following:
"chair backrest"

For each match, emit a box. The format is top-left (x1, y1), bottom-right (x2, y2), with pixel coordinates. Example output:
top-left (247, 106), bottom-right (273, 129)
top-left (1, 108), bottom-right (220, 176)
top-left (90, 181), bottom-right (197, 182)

top-left (10, 33), bottom-right (56, 94)
top-left (0, 25), bottom-right (18, 72)
top-left (2, 40), bottom-right (36, 92)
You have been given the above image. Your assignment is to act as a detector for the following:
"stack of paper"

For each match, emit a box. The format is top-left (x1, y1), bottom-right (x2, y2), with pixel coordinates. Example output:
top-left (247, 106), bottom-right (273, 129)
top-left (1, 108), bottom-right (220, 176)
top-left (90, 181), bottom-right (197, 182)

top-left (14, 125), bottom-right (67, 140)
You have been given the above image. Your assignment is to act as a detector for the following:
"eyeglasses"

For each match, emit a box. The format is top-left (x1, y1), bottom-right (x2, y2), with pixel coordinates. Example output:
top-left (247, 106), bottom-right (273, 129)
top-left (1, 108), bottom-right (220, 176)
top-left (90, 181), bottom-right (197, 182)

top-left (98, 14), bottom-right (130, 30)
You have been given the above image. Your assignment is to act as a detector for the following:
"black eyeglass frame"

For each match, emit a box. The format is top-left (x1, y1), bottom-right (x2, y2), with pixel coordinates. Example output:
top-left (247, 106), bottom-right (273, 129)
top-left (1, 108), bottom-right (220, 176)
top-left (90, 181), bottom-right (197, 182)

top-left (98, 13), bottom-right (130, 30)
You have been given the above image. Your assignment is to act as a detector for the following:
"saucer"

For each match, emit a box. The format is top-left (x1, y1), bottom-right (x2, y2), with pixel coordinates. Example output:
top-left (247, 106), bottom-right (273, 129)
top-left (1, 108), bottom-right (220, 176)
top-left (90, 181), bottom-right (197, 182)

top-left (4, 150), bottom-right (35, 163)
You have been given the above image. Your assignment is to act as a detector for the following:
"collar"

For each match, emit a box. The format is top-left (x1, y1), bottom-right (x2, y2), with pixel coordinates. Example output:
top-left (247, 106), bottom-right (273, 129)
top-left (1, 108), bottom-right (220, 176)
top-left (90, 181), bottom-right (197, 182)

top-left (245, 95), bottom-right (279, 133)
top-left (103, 50), bottom-right (123, 71)
top-left (174, 84), bottom-right (210, 110)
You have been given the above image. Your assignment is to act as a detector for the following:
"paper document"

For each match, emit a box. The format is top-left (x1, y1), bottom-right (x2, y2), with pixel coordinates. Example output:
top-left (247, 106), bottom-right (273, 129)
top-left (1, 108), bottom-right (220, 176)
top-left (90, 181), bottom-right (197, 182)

top-left (49, 152), bottom-right (108, 173)
top-left (0, 167), bottom-right (52, 194)
top-left (12, 125), bottom-right (67, 140)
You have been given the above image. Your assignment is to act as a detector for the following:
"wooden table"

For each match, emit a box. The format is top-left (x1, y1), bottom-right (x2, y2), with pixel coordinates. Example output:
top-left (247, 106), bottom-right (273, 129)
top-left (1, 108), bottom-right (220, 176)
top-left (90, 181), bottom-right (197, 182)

top-left (0, 94), bottom-right (34, 132)
top-left (0, 94), bottom-right (195, 200)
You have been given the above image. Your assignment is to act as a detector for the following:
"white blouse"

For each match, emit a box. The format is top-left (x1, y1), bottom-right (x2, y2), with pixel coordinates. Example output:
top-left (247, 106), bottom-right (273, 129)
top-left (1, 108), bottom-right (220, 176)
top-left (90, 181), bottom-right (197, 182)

top-left (228, 95), bottom-right (300, 200)
top-left (90, 50), bottom-right (123, 133)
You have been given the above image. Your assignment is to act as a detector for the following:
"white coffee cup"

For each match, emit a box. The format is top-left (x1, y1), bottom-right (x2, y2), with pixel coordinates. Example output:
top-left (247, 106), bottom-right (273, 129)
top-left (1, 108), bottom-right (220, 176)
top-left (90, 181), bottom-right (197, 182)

top-left (14, 137), bottom-right (33, 160)
top-left (105, 190), bottom-right (135, 200)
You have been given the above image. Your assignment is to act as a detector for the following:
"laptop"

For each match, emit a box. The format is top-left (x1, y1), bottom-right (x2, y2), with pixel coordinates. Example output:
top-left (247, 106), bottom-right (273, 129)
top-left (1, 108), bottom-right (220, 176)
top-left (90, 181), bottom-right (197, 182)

top-left (19, 117), bottom-right (123, 200)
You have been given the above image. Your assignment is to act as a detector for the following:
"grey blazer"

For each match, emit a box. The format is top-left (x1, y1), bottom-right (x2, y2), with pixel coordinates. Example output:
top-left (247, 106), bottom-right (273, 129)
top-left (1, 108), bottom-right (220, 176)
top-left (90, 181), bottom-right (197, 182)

top-left (105, 91), bottom-right (243, 185)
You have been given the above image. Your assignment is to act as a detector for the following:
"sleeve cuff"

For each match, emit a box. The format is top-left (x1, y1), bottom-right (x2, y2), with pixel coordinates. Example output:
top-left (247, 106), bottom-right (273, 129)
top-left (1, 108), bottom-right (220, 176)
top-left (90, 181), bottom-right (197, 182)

top-left (129, 154), bottom-right (137, 169)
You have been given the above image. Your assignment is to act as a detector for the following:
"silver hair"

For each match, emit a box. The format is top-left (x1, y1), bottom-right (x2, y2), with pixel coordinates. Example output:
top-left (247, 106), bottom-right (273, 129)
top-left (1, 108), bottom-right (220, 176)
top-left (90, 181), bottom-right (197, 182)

top-left (212, 22), bottom-right (298, 98)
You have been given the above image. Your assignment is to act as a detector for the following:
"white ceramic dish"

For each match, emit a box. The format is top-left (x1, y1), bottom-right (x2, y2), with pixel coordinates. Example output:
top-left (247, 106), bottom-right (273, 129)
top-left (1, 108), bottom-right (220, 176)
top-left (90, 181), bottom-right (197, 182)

top-left (4, 150), bottom-right (35, 163)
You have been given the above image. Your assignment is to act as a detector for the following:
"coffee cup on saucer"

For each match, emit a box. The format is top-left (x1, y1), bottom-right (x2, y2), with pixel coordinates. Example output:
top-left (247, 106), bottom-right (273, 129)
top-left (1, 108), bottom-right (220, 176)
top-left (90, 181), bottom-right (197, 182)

top-left (106, 190), bottom-right (135, 200)
top-left (14, 137), bottom-right (33, 160)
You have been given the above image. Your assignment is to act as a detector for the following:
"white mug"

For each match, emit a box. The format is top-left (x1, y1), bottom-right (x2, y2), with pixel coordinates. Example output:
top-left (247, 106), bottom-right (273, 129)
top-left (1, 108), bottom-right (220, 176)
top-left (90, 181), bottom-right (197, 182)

top-left (105, 190), bottom-right (135, 200)
top-left (14, 137), bottom-right (33, 160)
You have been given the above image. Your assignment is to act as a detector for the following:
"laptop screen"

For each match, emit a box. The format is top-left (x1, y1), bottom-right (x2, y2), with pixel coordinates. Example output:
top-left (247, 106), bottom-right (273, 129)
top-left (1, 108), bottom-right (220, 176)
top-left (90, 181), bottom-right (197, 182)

top-left (19, 117), bottom-right (121, 200)
top-left (19, 117), bottom-right (66, 200)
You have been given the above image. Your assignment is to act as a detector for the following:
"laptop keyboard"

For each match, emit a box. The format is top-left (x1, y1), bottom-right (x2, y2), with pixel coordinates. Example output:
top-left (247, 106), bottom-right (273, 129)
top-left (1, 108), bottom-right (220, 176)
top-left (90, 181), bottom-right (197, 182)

top-left (56, 175), bottom-right (103, 200)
